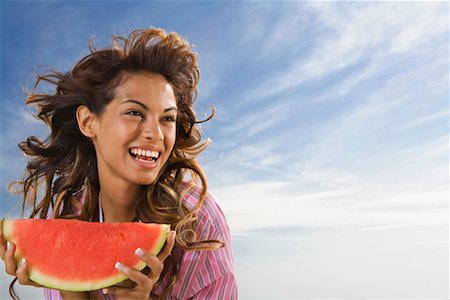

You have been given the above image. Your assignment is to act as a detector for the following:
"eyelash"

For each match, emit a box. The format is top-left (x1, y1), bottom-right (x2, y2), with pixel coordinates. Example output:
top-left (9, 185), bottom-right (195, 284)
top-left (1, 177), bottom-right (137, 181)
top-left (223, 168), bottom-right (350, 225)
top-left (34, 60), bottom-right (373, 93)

top-left (125, 110), bottom-right (144, 118)
top-left (125, 110), bottom-right (176, 122)
top-left (163, 116), bottom-right (176, 122)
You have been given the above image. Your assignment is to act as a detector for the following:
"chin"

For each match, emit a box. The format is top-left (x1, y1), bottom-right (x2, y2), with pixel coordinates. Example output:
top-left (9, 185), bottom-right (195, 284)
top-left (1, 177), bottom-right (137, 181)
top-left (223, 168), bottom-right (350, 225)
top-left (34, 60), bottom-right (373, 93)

top-left (136, 177), bottom-right (158, 186)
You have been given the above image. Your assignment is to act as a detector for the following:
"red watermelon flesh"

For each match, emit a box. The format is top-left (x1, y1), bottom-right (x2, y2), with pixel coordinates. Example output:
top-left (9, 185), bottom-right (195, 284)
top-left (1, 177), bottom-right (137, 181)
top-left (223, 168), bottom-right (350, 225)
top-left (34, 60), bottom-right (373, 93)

top-left (1, 218), bottom-right (170, 291)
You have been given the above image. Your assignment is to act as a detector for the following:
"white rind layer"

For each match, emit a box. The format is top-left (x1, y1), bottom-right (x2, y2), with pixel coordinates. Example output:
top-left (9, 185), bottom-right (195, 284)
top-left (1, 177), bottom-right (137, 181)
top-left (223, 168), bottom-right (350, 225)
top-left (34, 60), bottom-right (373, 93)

top-left (30, 267), bottom-right (132, 292)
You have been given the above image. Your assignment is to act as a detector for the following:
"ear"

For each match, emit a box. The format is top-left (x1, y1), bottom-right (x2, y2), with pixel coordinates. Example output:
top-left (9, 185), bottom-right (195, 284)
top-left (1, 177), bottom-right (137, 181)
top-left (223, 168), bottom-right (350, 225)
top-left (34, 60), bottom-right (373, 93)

top-left (76, 105), bottom-right (98, 138)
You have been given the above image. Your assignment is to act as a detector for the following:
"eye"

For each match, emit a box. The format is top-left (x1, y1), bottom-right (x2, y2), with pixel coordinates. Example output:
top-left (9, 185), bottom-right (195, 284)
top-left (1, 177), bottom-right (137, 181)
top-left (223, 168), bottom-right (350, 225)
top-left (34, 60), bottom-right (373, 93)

top-left (125, 110), bottom-right (144, 118)
top-left (162, 115), bottom-right (177, 122)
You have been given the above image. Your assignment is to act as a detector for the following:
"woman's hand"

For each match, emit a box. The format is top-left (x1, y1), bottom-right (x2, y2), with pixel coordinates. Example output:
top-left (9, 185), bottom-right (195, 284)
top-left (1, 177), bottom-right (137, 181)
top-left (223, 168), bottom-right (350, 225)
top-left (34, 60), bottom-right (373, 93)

top-left (102, 230), bottom-right (176, 300)
top-left (0, 220), bottom-right (42, 287)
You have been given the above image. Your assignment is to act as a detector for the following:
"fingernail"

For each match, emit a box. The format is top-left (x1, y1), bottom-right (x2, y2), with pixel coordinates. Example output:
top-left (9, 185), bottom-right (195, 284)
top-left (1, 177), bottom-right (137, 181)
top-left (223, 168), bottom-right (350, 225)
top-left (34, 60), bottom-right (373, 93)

top-left (6, 241), bottom-right (11, 250)
top-left (171, 231), bottom-right (176, 238)
top-left (115, 262), bottom-right (124, 271)
top-left (135, 247), bottom-right (144, 256)
top-left (102, 288), bottom-right (108, 294)
top-left (21, 258), bottom-right (26, 267)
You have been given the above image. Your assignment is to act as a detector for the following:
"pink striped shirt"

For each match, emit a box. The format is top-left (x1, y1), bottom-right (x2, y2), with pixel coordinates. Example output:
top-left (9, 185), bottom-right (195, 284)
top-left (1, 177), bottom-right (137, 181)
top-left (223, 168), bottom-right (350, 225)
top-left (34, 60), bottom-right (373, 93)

top-left (44, 186), bottom-right (238, 299)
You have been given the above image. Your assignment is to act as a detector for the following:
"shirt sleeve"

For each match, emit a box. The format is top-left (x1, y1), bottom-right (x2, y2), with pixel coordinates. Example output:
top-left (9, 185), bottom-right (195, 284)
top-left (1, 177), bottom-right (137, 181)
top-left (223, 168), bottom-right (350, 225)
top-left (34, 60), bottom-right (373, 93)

top-left (171, 188), bottom-right (238, 299)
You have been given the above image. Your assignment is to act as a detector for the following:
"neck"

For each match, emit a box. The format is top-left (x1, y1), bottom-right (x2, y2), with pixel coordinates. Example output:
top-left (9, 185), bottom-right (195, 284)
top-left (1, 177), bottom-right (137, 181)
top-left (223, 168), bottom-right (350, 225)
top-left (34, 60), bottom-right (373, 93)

top-left (99, 183), bottom-right (143, 223)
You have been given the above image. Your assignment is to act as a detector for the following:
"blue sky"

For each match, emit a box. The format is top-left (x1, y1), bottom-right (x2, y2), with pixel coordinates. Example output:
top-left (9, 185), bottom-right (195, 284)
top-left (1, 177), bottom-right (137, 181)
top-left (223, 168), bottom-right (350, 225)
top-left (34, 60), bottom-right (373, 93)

top-left (1, 1), bottom-right (449, 299)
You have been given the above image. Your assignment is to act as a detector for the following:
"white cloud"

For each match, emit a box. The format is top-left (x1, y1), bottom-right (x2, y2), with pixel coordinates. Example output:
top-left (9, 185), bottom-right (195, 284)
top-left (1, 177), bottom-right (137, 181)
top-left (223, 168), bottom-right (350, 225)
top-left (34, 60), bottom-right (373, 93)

top-left (213, 177), bottom-right (447, 237)
top-left (0, 102), bottom-right (49, 184)
top-left (240, 1), bottom-right (448, 105)
top-left (396, 110), bottom-right (448, 132)
top-left (212, 142), bottom-right (285, 172)
top-left (5, 105), bottom-right (46, 140)
top-left (410, 134), bottom-right (448, 163)
top-left (388, 3), bottom-right (449, 54)
top-left (317, 62), bottom-right (380, 100)
top-left (292, 53), bottom-right (446, 171)
top-left (250, 7), bottom-right (310, 60)
top-left (219, 102), bottom-right (290, 138)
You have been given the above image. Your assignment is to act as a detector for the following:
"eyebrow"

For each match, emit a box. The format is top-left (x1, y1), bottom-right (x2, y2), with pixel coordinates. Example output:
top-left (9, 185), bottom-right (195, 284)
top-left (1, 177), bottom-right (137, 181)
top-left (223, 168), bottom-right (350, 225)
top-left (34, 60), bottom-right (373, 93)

top-left (122, 99), bottom-right (178, 113)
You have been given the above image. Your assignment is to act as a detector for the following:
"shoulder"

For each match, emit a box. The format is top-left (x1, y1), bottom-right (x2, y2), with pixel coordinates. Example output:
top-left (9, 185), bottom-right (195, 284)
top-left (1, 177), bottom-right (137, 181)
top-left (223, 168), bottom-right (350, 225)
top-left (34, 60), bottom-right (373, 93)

top-left (172, 184), bottom-right (238, 298)
top-left (181, 184), bottom-right (230, 241)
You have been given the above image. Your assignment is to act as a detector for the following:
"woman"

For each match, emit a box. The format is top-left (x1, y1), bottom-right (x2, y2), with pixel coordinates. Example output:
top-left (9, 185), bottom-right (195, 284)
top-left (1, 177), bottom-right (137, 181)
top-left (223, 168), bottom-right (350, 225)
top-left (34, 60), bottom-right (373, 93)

top-left (0, 28), bottom-right (237, 299)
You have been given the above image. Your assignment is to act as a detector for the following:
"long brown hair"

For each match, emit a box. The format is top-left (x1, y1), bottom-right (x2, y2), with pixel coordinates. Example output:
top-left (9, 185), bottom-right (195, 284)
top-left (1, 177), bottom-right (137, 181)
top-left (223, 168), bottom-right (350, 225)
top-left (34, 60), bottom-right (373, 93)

top-left (9, 28), bottom-right (221, 299)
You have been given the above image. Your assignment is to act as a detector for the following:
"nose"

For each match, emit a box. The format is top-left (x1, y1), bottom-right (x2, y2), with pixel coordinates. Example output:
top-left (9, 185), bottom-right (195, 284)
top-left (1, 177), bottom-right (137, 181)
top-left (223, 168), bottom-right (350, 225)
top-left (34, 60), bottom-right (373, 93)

top-left (141, 118), bottom-right (163, 141)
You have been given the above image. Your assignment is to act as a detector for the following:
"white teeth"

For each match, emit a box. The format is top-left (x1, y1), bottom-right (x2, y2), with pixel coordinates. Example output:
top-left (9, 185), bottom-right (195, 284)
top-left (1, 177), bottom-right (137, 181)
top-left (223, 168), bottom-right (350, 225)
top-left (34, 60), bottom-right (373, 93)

top-left (130, 148), bottom-right (160, 159)
top-left (135, 157), bottom-right (151, 163)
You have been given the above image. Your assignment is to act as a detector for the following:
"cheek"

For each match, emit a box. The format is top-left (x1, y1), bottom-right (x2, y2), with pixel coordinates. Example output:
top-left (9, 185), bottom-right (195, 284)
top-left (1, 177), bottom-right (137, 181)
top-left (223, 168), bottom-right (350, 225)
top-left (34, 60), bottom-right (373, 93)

top-left (104, 120), bottom-right (137, 139)
top-left (164, 128), bottom-right (177, 153)
top-left (167, 125), bottom-right (177, 142)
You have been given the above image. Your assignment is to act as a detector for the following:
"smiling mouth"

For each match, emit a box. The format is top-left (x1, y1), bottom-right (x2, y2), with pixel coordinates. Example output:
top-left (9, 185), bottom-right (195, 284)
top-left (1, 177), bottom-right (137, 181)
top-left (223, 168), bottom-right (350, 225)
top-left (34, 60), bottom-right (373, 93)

top-left (129, 148), bottom-right (161, 163)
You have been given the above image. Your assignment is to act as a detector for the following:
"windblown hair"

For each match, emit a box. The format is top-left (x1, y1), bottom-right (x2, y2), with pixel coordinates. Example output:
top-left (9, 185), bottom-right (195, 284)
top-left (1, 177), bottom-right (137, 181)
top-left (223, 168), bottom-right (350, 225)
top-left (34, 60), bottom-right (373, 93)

top-left (9, 28), bottom-right (221, 299)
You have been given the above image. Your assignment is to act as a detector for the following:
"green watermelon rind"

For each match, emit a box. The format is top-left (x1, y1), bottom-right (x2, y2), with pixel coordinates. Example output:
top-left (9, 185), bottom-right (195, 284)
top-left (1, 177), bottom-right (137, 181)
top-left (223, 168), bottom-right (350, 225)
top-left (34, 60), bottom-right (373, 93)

top-left (2, 219), bottom-right (22, 263)
top-left (2, 219), bottom-right (26, 271)
top-left (1, 219), bottom-right (170, 292)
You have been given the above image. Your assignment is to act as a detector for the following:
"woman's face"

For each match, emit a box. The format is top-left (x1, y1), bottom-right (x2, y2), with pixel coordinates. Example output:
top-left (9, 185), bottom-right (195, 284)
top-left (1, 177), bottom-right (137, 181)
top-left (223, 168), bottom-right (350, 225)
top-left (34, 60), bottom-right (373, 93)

top-left (91, 72), bottom-right (177, 187)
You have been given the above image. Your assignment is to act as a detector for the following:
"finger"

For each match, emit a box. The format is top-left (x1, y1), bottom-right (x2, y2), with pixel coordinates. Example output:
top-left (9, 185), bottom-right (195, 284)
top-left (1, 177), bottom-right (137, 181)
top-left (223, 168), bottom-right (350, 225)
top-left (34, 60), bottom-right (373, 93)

top-left (0, 220), bottom-right (6, 260)
top-left (5, 242), bottom-right (18, 275)
top-left (101, 286), bottom-right (117, 295)
top-left (16, 258), bottom-right (41, 287)
top-left (135, 248), bottom-right (163, 280)
top-left (102, 286), bottom-right (140, 299)
top-left (114, 278), bottom-right (136, 288)
top-left (114, 262), bottom-right (151, 288)
top-left (157, 230), bottom-right (176, 262)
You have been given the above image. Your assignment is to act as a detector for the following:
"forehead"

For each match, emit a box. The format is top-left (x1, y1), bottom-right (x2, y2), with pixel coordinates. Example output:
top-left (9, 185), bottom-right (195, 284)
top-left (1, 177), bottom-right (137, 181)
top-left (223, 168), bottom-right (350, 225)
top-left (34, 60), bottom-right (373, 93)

top-left (113, 72), bottom-right (177, 106)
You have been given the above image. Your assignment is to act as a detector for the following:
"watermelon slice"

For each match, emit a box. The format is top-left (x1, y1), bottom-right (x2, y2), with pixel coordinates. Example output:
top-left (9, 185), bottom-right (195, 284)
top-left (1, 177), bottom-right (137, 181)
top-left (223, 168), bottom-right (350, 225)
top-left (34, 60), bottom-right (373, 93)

top-left (1, 218), bottom-right (170, 291)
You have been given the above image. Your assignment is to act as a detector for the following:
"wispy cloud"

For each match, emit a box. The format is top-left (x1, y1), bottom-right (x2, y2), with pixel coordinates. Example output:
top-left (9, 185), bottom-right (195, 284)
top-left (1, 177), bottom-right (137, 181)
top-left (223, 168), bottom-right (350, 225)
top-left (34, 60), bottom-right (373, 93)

top-left (219, 102), bottom-right (290, 138)
top-left (213, 178), bottom-right (447, 236)
top-left (410, 134), bottom-right (448, 164)
top-left (396, 110), bottom-right (448, 132)
top-left (203, 138), bottom-right (288, 188)
top-left (0, 104), bottom-right (48, 183)
top-left (238, 2), bottom-right (448, 106)
top-left (211, 0), bottom-right (449, 236)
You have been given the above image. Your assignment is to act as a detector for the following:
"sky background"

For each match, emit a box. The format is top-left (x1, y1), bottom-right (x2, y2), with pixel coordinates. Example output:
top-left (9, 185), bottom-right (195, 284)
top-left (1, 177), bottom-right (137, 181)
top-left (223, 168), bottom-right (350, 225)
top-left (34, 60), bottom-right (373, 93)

top-left (0, 1), bottom-right (448, 299)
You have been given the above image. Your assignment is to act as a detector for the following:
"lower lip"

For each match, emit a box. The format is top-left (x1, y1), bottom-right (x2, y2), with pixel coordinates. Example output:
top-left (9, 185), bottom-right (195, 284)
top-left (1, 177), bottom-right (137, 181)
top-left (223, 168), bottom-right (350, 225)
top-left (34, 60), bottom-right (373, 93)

top-left (130, 155), bottom-right (158, 169)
